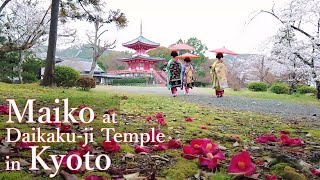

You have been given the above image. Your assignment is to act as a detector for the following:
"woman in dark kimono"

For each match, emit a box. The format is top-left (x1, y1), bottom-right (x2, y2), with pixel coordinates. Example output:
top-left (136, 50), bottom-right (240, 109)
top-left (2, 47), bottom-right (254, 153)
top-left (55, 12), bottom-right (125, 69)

top-left (166, 50), bottom-right (182, 97)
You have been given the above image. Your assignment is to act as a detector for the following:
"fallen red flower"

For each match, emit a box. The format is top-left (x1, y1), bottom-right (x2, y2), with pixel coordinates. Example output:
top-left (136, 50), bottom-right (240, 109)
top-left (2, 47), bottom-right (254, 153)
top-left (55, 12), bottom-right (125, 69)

top-left (311, 169), bottom-right (320, 176)
top-left (152, 143), bottom-right (168, 151)
top-left (85, 175), bottom-right (103, 180)
top-left (255, 160), bottom-right (264, 166)
top-left (168, 139), bottom-right (182, 149)
top-left (190, 138), bottom-right (212, 155)
top-left (147, 129), bottom-right (162, 145)
top-left (279, 130), bottom-right (290, 135)
top-left (60, 150), bottom-right (83, 174)
top-left (134, 145), bottom-right (150, 153)
top-left (200, 140), bottom-right (218, 155)
top-left (87, 114), bottom-right (97, 119)
top-left (199, 126), bottom-right (208, 130)
top-left (265, 175), bottom-right (277, 180)
top-left (0, 105), bottom-right (10, 115)
top-left (157, 118), bottom-right (167, 126)
top-left (45, 115), bottom-right (61, 127)
top-left (60, 124), bottom-right (72, 133)
top-left (256, 135), bottom-right (278, 143)
top-left (199, 156), bottom-right (218, 170)
top-left (280, 135), bottom-right (302, 146)
top-left (78, 104), bottom-right (86, 109)
top-left (79, 141), bottom-right (92, 153)
top-left (146, 116), bottom-right (154, 121)
top-left (185, 117), bottom-right (193, 122)
top-left (228, 151), bottom-right (256, 176)
top-left (102, 138), bottom-right (121, 153)
top-left (210, 150), bottom-right (226, 160)
top-left (73, 111), bottom-right (80, 116)
top-left (183, 146), bottom-right (198, 160)
top-left (155, 112), bottom-right (165, 119)
top-left (16, 142), bottom-right (35, 149)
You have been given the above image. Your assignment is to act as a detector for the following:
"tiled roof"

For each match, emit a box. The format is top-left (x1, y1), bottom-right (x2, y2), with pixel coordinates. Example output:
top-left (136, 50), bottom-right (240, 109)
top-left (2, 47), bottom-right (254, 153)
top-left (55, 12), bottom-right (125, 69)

top-left (118, 54), bottom-right (165, 61)
top-left (122, 36), bottom-right (160, 47)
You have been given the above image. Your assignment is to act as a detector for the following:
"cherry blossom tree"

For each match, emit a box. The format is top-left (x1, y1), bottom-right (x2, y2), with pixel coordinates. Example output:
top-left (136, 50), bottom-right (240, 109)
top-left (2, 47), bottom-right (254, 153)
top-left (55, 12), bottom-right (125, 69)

top-left (269, 27), bottom-right (312, 94)
top-left (86, 9), bottom-right (127, 78)
top-left (255, 0), bottom-right (320, 98)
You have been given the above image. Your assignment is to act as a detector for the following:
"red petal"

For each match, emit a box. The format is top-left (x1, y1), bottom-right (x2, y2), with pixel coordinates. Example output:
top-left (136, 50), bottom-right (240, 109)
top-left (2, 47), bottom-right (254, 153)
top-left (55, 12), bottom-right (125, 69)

top-left (146, 116), bottom-right (154, 121)
top-left (134, 145), bottom-right (150, 153)
top-left (312, 169), bottom-right (320, 176)
top-left (265, 175), bottom-right (278, 180)
top-left (168, 139), bottom-right (182, 149)
top-left (152, 143), bottom-right (168, 151)
top-left (155, 112), bottom-right (165, 119)
top-left (185, 117), bottom-right (193, 122)
top-left (279, 130), bottom-right (290, 134)
top-left (85, 175), bottom-right (102, 180)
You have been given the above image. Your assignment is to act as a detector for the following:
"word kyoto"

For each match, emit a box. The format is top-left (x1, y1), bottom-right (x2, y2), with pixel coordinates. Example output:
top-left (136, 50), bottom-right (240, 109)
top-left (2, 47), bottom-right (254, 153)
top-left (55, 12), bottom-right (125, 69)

top-left (4, 98), bottom-right (165, 177)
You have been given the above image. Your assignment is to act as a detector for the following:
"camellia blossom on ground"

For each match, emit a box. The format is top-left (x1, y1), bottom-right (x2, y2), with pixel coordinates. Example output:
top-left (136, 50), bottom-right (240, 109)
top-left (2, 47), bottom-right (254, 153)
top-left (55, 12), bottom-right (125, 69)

top-left (280, 134), bottom-right (302, 146)
top-left (102, 138), bottom-right (121, 152)
top-left (256, 134), bottom-right (278, 143)
top-left (134, 145), bottom-right (150, 153)
top-left (183, 138), bottom-right (226, 170)
top-left (228, 151), bottom-right (256, 176)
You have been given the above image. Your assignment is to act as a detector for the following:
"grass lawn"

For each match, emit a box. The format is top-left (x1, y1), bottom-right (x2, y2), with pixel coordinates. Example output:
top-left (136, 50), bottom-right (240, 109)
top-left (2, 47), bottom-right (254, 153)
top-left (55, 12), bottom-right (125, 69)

top-left (0, 83), bottom-right (319, 180)
top-left (225, 88), bottom-right (320, 106)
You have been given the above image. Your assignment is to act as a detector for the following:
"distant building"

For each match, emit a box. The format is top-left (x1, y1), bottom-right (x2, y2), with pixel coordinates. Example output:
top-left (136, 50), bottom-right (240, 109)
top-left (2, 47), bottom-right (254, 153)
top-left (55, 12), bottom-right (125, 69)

top-left (41, 58), bottom-right (122, 85)
top-left (107, 22), bottom-right (167, 85)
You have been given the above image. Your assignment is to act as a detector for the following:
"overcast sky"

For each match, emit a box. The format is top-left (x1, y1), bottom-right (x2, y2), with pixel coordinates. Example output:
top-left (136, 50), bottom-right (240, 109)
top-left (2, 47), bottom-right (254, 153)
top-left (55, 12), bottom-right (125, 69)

top-left (71, 0), bottom-right (288, 57)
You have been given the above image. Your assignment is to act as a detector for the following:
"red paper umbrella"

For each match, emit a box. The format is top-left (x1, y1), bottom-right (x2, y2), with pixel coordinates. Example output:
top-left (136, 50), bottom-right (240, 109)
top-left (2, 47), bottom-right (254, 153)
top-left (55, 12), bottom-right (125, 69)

top-left (209, 47), bottom-right (238, 55)
top-left (177, 53), bottom-right (199, 59)
top-left (169, 43), bottom-right (195, 51)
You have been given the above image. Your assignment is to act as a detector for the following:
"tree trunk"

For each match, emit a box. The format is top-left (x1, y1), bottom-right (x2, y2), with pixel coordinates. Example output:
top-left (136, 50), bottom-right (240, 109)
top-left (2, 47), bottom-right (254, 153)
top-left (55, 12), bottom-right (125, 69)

top-left (316, 81), bottom-right (320, 100)
top-left (0, 0), bottom-right (11, 14)
top-left (89, 20), bottom-right (99, 78)
top-left (17, 50), bottom-right (23, 84)
top-left (41, 0), bottom-right (60, 86)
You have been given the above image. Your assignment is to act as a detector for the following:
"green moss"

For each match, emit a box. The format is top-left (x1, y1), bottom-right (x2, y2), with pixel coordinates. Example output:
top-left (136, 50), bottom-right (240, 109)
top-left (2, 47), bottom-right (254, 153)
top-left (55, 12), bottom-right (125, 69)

top-left (162, 158), bottom-right (198, 180)
top-left (283, 166), bottom-right (307, 180)
top-left (120, 143), bottom-right (134, 153)
top-left (270, 163), bottom-right (291, 177)
top-left (83, 172), bottom-right (111, 178)
top-left (209, 172), bottom-right (232, 180)
top-left (0, 171), bottom-right (34, 180)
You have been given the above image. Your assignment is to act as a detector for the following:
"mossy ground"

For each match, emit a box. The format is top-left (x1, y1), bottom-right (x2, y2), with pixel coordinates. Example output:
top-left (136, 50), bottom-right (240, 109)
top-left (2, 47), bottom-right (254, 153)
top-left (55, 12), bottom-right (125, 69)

top-left (0, 83), bottom-right (319, 179)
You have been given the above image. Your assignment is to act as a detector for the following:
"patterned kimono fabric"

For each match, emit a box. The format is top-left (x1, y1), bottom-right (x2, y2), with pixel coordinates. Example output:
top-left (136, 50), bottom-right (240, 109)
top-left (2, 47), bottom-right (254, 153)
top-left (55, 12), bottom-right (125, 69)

top-left (211, 60), bottom-right (228, 97)
top-left (183, 63), bottom-right (194, 94)
top-left (169, 60), bottom-right (182, 95)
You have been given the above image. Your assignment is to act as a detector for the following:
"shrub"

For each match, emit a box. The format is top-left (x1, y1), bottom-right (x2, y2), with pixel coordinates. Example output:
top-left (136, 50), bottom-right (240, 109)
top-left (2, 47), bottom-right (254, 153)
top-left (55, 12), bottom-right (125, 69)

top-left (22, 72), bottom-right (38, 83)
top-left (194, 81), bottom-right (210, 87)
top-left (270, 83), bottom-right (289, 94)
top-left (112, 78), bottom-right (147, 85)
top-left (247, 82), bottom-right (268, 92)
top-left (54, 66), bottom-right (80, 88)
top-left (296, 85), bottom-right (317, 94)
top-left (77, 76), bottom-right (96, 91)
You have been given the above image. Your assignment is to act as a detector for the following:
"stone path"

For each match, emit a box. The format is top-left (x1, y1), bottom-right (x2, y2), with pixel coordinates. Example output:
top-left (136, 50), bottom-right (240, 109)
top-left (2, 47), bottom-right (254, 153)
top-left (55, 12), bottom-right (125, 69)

top-left (95, 86), bottom-right (320, 121)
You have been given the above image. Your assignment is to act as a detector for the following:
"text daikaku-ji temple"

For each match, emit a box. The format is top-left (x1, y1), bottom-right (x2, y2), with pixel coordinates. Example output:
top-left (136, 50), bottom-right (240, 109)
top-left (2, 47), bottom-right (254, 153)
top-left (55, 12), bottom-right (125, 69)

top-left (107, 25), bottom-right (167, 85)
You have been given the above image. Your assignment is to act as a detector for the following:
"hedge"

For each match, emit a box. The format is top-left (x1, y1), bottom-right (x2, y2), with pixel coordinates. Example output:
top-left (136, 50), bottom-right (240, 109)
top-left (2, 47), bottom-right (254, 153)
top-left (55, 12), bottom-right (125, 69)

top-left (296, 85), bottom-right (317, 94)
top-left (248, 82), bottom-right (268, 92)
top-left (54, 66), bottom-right (80, 88)
top-left (270, 83), bottom-right (289, 94)
top-left (112, 78), bottom-right (147, 85)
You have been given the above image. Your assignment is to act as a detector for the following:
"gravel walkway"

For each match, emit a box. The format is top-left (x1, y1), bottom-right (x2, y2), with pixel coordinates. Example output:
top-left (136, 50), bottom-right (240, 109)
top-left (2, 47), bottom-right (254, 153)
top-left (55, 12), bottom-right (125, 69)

top-left (96, 86), bottom-right (320, 121)
top-left (179, 94), bottom-right (320, 121)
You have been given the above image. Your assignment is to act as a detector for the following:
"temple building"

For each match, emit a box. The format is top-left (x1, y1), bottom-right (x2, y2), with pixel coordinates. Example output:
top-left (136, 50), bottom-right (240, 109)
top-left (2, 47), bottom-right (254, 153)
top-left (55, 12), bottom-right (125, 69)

top-left (107, 23), bottom-right (167, 84)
